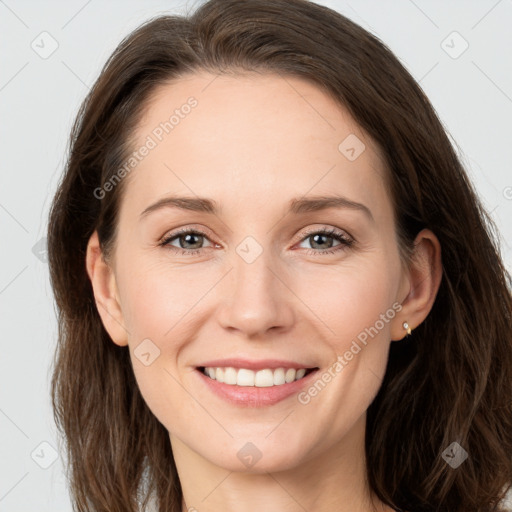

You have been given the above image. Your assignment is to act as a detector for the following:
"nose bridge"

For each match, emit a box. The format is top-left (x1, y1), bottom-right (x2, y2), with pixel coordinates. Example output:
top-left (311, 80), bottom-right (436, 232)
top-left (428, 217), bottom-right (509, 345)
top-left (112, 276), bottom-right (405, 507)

top-left (233, 239), bottom-right (274, 296)
top-left (217, 234), bottom-right (294, 336)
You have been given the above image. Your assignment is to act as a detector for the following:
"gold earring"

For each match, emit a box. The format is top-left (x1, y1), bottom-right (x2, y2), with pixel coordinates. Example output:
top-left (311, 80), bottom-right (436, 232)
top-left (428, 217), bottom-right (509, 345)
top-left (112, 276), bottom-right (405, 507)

top-left (403, 321), bottom-right (412, 336)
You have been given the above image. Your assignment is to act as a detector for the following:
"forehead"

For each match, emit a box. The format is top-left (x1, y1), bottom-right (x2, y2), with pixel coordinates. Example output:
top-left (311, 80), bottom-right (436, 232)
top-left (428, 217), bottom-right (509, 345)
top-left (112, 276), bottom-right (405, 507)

top-left (122, 71), bottom-right (390, 221)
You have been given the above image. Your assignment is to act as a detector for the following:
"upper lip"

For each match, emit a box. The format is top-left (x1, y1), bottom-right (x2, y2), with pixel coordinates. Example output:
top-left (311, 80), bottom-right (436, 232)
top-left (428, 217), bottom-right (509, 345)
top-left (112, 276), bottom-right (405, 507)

top-left (197, 358), bottom-right (318, 371)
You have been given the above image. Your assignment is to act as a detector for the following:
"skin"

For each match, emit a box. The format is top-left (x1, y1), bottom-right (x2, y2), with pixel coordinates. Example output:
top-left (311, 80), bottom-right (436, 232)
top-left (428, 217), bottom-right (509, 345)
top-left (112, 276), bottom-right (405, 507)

top-left (86, 71), bottom-right (442, 512)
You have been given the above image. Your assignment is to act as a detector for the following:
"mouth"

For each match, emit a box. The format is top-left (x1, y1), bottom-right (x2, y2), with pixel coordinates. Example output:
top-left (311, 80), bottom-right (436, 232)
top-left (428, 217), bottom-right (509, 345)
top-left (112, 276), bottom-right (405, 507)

top-left (196, 366), bottom-right (319, 387)
top-left (194, 365), bottom-right (321, 407)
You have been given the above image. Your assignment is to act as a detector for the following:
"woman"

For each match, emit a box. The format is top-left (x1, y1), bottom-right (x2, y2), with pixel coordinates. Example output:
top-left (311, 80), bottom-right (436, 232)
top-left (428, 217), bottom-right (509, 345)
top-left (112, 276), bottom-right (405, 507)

top-left (47, 0), bottom-right (512, 511)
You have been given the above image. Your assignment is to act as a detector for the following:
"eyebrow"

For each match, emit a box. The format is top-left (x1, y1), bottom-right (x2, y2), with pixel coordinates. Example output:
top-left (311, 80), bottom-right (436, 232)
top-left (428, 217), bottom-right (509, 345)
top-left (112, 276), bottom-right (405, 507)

top-left (139, 194), bottom-right (374, 222)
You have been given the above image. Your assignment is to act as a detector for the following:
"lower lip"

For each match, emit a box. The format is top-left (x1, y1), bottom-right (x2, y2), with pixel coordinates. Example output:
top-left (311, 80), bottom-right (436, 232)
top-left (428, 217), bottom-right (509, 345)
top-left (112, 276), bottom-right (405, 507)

top-left (195, 368), bottom-right (320, 407)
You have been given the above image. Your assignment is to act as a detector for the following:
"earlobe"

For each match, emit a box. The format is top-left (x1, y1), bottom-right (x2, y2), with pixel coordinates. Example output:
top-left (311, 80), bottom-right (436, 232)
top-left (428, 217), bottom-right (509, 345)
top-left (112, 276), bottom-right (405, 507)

top-left (391, 228), bottom-right (442, 341)
top-left (85, 231), bottom-right (129, 347)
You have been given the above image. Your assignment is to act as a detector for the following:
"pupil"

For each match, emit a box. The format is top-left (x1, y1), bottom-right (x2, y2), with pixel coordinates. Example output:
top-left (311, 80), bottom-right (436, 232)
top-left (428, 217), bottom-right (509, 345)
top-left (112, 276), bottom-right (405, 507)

top-left (182, 233), bottom-right (202, 249)
top-left (312, 234), bottom-right (332, 249)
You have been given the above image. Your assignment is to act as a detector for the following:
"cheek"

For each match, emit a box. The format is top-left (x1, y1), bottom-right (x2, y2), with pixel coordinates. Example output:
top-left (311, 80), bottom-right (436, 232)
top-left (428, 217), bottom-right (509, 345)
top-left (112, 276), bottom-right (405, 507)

top-left (293, 259), bottom-right (400, 428)
top-left (116, 259), bottom-right (214, 340)
top-left (294, 257), bottom-right (400, 348)
top-left (118, 262), bottom-right (206, 427)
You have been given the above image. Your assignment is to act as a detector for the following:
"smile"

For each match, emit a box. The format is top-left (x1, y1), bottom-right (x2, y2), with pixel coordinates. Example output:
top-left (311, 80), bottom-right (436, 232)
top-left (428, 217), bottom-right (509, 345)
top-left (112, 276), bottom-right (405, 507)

top-left (195, 366), bottom-right (321, 407)
top-left (199, 366), bottom-right (317, 387)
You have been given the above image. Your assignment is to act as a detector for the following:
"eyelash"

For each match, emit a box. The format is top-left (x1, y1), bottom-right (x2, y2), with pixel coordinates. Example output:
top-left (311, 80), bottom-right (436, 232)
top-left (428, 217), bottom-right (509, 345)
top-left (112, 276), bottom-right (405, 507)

top-left (159, 226), bottom-right (354, 257)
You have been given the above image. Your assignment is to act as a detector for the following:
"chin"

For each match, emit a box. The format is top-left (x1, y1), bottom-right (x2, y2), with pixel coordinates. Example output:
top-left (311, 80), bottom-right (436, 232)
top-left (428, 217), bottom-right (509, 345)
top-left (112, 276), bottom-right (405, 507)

top-left (206, 445), bottom-right (307, 474)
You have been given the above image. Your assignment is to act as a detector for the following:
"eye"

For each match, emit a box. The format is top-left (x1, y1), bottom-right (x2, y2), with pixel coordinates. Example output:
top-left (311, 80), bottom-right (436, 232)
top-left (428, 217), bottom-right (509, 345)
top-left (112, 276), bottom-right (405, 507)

top-left (296, 227), bottom-right (354, 256)
top-left (160, 227), bottom-right (215, 256)
top-left (159, 226), bottom-right (354, 257)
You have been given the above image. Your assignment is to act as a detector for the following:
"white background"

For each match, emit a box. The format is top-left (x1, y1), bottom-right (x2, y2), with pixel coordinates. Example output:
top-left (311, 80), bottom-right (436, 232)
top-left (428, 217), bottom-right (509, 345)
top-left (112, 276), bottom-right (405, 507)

top-left (1, 0), bottom-right (511, 510)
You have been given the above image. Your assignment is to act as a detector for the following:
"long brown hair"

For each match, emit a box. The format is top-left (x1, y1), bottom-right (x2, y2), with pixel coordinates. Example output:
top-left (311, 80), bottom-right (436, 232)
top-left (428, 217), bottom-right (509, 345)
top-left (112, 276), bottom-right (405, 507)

top-left (47, 1), bottom-right (512, 510)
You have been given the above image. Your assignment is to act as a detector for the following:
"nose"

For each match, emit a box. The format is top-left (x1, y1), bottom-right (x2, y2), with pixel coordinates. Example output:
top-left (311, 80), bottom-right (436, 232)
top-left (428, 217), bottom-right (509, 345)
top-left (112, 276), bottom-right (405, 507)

top-left (217, 247), bottom-right (295, 338)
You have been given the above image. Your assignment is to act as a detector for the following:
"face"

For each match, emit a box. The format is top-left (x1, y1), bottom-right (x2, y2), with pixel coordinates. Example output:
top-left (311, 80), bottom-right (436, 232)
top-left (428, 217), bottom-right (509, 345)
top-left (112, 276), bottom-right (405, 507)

top-left (95, 71), bottom-right (414, 473)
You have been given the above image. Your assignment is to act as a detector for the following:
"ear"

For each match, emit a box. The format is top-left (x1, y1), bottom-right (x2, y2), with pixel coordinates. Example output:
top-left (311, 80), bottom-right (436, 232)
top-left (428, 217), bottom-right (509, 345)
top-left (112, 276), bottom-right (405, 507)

top-left (85, 231), bottom-right (129, 346)
top-left (391, 228), bottom-right (442, 341)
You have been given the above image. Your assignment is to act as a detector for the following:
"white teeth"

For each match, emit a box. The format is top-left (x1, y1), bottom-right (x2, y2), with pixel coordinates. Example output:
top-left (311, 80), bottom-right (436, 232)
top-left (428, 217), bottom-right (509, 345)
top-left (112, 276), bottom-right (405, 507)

top-left (296, 368), bottom-right (306, 380)
top-left (285, 368), bottom-right (296, 383)
top-left (223, 367), bottom-right (237, 385)
top-left (255, 369), bottom-right (274, 387)
top-left (273, 368), bottom-right (285, 385)
top-left (237, 368), bottom-right (255, 387)
top-left (202, 366), bottom-right (312, 387)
